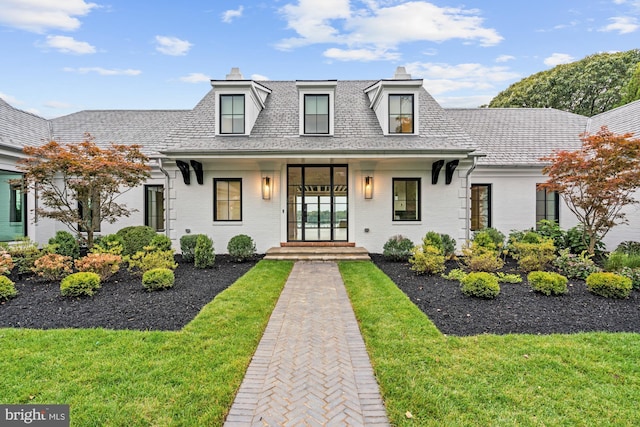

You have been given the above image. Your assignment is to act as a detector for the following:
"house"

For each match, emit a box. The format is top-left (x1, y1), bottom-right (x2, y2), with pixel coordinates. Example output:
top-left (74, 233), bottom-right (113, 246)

top-left (1, 67), bottom-right (639, 253)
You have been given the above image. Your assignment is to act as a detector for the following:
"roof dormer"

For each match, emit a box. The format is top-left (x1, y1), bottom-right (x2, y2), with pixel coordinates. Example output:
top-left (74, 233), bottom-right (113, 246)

top-left (211, 68), bottom-right (271, 136)
top-left (364, 67), bottom-right (423, 136)
top-left (296, 80), bottom-right (337, 136)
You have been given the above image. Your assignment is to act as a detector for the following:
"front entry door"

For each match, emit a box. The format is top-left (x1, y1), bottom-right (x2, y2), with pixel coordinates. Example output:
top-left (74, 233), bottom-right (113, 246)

top-left (287, 165), bottom-right (348, 242)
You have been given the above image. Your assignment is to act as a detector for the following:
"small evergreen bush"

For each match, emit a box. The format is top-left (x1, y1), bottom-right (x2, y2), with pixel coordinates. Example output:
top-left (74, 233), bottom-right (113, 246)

top-left (194, 234), bottom-right (215, 269)
top-left (461, 272), bottom-right (500, 299)
top-left (48, 230), bottom-right (80, 259)
top-left (142, 268), bottom-right (175, 291)
top-left (127, 250), bottom-right (177, 275)
top-left (180, 234), bottom-right (200, 262)
top-left (116, 226), bottom-right (157, 256)
top-left (60, 272), bottom-right (101, 297)
top-left (440, 233), bottom-right (457, 259)
top-left (148, 234), bottom-right (173, 252)
top-left (0, 275), bottom-right (17, 301)
top-left (586, 272), bottom-right (633, 299)
top-left (475, 228), bottom-right (505, 250)
top-left (92, 234), bottom-right (125, 255)
top-left (32, 253), bottom-right (73, 281)
top-left (422, 231), bottom-right (444, 252)
top-left (382, 235), bottom-right (414, 261)
top-left (227, 234), bottom-right (256, 262)
top-left (510, 237), bottom-right (556, 272)
top-left (75, 253), bottom-right (122, 281)
top-left (527, 271), bottom-right (568, 296)
top-left (409, 245), bottom-right (445, 275)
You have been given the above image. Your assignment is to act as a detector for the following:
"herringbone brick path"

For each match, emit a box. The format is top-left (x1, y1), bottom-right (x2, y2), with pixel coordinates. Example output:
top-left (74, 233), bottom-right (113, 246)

top-left (224, 261), bottom-right (390, 427)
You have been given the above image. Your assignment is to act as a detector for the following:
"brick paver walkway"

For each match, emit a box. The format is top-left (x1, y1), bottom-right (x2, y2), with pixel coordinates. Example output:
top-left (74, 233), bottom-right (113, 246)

top-left (224, 261), bottom-right (390, 427)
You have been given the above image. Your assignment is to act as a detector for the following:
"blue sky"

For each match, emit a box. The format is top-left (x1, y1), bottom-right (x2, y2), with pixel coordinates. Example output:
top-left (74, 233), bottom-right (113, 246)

top-left (0, 0), bottom-right (639, 118)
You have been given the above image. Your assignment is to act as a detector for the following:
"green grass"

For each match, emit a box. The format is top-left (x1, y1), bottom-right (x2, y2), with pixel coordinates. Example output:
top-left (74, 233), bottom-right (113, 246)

top-left (0, 260), bottom-right (293, 426)
top-left (339, 261), bottom-right (640, 426)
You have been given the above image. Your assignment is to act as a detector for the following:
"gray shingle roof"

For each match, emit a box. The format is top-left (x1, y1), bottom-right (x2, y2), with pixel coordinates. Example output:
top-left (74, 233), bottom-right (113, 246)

top-left (0, 98), bottom-right (50, 150)
top-left (50, 110), bottom-right (190, 155)
top-left (589, 99), bottom-right (640, 137)
top-left (445, 108), bottom-right (589, 166)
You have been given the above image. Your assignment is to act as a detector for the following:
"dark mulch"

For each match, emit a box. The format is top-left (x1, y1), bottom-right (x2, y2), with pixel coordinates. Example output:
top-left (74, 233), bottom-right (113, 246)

top-left (0, 255), bottom-right (259, 331)
top-left (371, 254), bottom-right (640, 336)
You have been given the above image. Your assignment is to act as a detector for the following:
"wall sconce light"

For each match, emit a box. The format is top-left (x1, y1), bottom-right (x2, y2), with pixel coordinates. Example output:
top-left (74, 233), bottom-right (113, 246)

top-left (364, 176), bottom-right (373, 199)
top-left (262, 176), bottom-right (271, 200)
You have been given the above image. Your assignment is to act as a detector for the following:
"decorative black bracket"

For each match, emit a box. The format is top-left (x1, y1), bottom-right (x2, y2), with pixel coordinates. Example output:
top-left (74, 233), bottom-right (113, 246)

top-left (190, 160), bottom-right (204, 185)
top-left (176, 160), bottom-right (191, 185)
top-left (431, 160), bottom-right (444, 185)
top-left (445, 160), bottom-right (459, 185)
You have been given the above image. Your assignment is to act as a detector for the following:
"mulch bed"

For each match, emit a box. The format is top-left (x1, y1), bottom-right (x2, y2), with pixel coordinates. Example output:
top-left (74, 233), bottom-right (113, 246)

top-left (0, 255), bottom-right (258, 331)
top-left (371, 254), bottom-right (640, 336)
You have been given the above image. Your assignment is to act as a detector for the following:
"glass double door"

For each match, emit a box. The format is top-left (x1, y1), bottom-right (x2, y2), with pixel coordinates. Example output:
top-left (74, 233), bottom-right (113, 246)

top-left (287, 165), bottom-right (348, 242)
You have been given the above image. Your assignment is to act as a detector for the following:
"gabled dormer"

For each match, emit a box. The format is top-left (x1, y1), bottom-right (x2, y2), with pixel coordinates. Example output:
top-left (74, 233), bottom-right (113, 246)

top-left (295, 80), bottom-right (337, 136)
top-left (211, 67), bottom-right (271, 136)
top-left (364, 67), bottom-right (423, 135)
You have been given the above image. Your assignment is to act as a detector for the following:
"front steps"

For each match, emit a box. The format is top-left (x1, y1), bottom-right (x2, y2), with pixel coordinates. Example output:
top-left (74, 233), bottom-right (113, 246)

top-left (264, 246), bottom-right (370, 261)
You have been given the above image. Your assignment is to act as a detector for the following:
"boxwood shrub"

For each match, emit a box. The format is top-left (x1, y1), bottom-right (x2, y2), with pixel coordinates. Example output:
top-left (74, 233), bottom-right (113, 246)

top-left (48, 230), bottom-right (80, 259)
top-left (586, 272), bottom-right (633, 299)
top-left (227, 234), bottom-right (256, 262)
top-left (60, 272), bottom-right (101, 297)
top-left (0, 276), bottom-right (17, 301)
top-left (142, 268), bottom-right (175, 291)
top-left (527, 271), bottom-right (568, 296)
top-left (116, 226), bottom-right (157, 256)
top-left (461, 272), bottom-right (500, 299)
top-left (382, 235), bottom-right (414, 261)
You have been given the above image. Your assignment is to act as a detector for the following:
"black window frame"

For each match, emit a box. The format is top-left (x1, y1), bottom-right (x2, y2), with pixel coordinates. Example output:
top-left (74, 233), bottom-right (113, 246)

top-left (536, 185), bottom-right (560, 224)
top-left (144, 184), bottom-right (165, 232)
top-left (470, 184), bottom-right (492, 231)
top-left (304, 94), bottom-right (330, 135)
top-left (392, 178), bottom-right (421, 221)
top-left (389, 94), bottom-right (414, 134)
top-left (219, 94), bottom-right (245, 134)
top-left (214, 178), bottom-right (243, 222)
top-left (9, 182), bottom-right (24, 224)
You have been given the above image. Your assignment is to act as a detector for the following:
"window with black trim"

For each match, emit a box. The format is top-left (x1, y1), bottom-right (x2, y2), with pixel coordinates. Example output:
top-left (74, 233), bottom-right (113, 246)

top-left (393, 178), bottom-right (420, 221)
top-left (389, 94), bottom-right (414, 133)
top-left (214, 178), bottom-right (242, 221)
top-left (78, 192), bottom-right (101, 232)
top-left (471, 184), bottom-right (491, 231)
top-left (220, 95), bottom-right (245, 134)
top-left (536, 185), bottom-right (559, 223)
top-left (145, 185), bottom-right (165, 231)
top-left (9, 183), bottom-right (23, 223)
top-left (304, 94), bottom-right (329, 134)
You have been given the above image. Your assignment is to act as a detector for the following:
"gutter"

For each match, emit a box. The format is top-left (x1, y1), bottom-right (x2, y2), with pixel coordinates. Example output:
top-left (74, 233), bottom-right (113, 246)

top-left (157, 158), bottom-right (171, 238)
top-left (465, 155), bottom-right (479, 242)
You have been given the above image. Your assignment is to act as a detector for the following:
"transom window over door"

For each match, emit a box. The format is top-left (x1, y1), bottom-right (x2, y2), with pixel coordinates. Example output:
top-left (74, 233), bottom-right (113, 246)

top-left (389, 94), bottom-right (414, 134)
top-left (471, 184), bottom-right (491, 231)
top-left (393, 178), bottom-right (420, 221)
top-left (220, 95), bottom-right (245, 134)
top-left (214, 179), bottom-right (242, 221)
top-left (304, 94), bottom-right (329, 134)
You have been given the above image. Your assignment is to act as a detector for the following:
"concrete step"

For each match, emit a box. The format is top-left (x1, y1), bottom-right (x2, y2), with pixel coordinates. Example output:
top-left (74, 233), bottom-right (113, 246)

top-left (264, 246), bottom-right (370, 261)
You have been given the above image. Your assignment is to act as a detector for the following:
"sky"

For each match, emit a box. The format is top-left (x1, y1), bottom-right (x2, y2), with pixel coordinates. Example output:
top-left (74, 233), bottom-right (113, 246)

top-left (0, 0), bottom-right (639, 118)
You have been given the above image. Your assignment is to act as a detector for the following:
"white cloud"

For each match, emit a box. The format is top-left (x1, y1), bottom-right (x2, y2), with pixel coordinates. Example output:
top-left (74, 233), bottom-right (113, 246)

top-left (63, 67), bottom-right (141, 76)
top-left (405, 62), bottom-right (520, 95)
top-left (544, 53), bottom-right (575, 67)
top-left (155, 36), bottom-right (192, 56)
top-left (222, 6), bottom-right (244, 23)
top-left (44, 35), bottom-right (95, 54)
top-left (251, 74), bottom-right (269, 81)
top-left (276, 0), bottom-right (502, 54)
top-left (179, 73), bottom-right (210, 83)
top-left (599, 16), bottom-right (639, 34)
top-left (436, 94), bottom-right (494, 108)
top-left (44, 100), bottom-right (73, 109)
top-left (0, 92), bottom-right (20, 105)
top-left (323, 47), bottom-right (400, 61)
top-left (496, 55), bottom-right (515, 63)
top-left (0, 0), bottom-right (97, 33)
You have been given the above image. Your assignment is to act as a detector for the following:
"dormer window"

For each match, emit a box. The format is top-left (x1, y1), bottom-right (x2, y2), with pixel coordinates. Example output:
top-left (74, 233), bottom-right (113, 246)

top-left (220, 94), bottom-right (245, 134)
top-left (304, 94), bottom-right (329, 134)
top-left (389, 94), bottom-right (414, 134)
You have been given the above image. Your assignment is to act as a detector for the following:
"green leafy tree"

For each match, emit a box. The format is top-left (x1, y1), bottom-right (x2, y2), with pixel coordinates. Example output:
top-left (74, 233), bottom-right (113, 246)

top-left (618, 62), bottom-right (640, 106)
top-left (490, 50), bottom-right (640, 115)
top-left (17, 133), bottom-right (150, 249)
top-left (540, 127), bottom-right (640, 255)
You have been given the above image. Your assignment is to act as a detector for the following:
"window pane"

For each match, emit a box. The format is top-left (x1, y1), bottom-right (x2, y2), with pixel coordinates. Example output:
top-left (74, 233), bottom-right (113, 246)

top-left (305, 115), bottom-right (316, 133)
top-left (305, 96), bottom-right (316, 114)
top-left (316, 115), bottom-right (329, 133)
top-left (221, 116), bottom-right (233, 133)
top-left (233, 95), bottom-right (244, 114)
top-left (217, 201), bottom-right (229, 220)
top-left (316, 96), bottom-right (328, 113)
top-left (229, 201), bottom-right (242, 220)
top-left (389, 95), bottom-right (401, 114)
top-left (233, 117), bottom-right (245, 133)
top-left (221, 97), bottom-right (233, 114)
top-left (229, 181), bottom-right (241, 200)
top-left (400, 95), bottom-right (413, 114)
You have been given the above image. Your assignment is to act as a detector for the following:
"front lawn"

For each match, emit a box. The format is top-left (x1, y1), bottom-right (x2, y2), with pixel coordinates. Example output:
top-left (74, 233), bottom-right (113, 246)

top-left (0, 260), bottom-right (293, 426)
top-left (340, 261), bottom-right (640, 426)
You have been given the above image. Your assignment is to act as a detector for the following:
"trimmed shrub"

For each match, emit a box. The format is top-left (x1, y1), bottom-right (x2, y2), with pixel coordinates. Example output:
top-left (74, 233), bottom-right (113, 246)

top-left (148, 234), bottom-right (173, 252)
top-left (409, 245), bottom-right (445, 275)
top-left (510, 238), bottom-right (556, 272)
top-left (127, 250), bottom-right (177, 275)
top-left (180, 234), bottom-right (200, 263)
top-left (0, 250), bottom-right (14, 275)
top-left (116, 226), bottom-right (157, 256)
top-left (60, 272), bottom-right (101, 297)
top-left (227, 234), bottom-right (256, 262)
top-left (586, 272), bottom-right (633, 299)
top-left (527, 271), bottom-right (568, 296)
top-left (553, 248), bottom-right (601, 280)
top-left (92, 234), bottom-right (125, 255)
top-left (0, 275), bottom-right (17, 301)
top-left (461, 272), bottom-right (500, 299)
top-left (382, 235), bottom-right (414, 261)
top-left (32, 253), bottom-right (73, 281)
top-left (142, 268), bottom-right (175, 291)
top-left (48, 230), bottom-right (80, 259)
top-left (194, 234), bottom-right (215, 269)
top-left (75, 253), bottom-right (122, 281)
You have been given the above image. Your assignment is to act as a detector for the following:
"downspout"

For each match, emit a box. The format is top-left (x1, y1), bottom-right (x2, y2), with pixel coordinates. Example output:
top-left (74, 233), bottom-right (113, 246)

top-left (158, 158), bottom-right (171, 238)
top-left (464, 155), bottom-right (478, 242)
